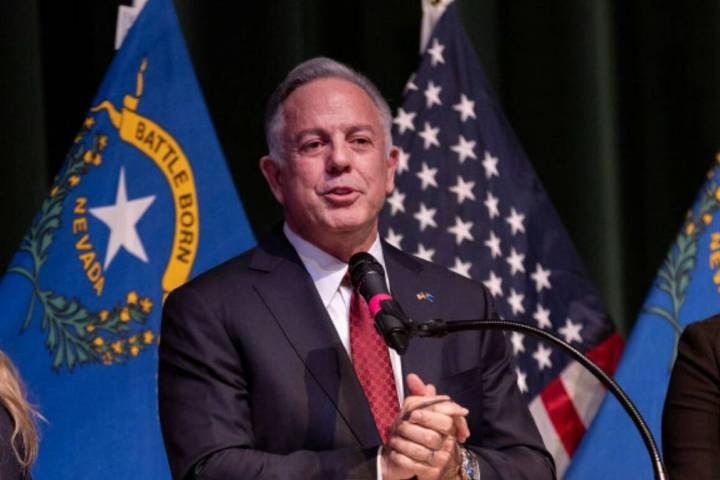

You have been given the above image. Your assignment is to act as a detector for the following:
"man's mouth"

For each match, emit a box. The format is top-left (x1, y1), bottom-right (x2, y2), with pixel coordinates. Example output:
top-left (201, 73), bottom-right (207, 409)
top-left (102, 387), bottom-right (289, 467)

top-left (323, 186), bottom-right (360, 205)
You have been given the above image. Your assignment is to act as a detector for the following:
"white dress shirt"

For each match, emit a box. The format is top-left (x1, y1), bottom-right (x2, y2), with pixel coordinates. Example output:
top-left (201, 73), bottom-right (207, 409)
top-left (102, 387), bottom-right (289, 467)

top-left (284, 224), bottom-right (477, 479)
top-left (283, 223), bottom-right (405, 404)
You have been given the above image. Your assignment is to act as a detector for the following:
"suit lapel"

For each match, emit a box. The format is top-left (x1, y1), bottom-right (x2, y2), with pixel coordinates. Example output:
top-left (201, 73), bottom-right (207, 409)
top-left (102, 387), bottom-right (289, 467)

top-left (383, 243), bottom-right (445, 391)
top-left (250, 231), bottom-right (379, 447)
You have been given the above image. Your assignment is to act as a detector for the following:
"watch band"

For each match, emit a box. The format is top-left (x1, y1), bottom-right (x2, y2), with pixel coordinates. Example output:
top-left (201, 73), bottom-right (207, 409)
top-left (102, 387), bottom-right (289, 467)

top-left (460, 447), bottom-right (481, 480)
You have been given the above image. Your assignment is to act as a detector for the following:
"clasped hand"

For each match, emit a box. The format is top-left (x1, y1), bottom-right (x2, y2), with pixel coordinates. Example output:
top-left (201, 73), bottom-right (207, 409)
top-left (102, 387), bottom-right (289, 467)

top-left (381, 373), bottom-right (470, 480)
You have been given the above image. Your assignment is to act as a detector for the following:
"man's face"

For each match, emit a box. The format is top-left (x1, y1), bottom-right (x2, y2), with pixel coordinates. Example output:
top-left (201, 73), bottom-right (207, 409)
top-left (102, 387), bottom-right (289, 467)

top-left (261, 77), bottom-right (398, 245)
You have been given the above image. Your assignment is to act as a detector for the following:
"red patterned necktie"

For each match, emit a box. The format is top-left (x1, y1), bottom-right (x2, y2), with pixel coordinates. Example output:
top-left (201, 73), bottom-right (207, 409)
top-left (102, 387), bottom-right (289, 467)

top-left (349, 286), bottom-right (400, 443)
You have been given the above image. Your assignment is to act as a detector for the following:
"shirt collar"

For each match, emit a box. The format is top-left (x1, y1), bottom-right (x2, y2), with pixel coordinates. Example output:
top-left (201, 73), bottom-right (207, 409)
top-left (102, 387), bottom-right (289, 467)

top-left (283, 223), bottom-right (386, 308)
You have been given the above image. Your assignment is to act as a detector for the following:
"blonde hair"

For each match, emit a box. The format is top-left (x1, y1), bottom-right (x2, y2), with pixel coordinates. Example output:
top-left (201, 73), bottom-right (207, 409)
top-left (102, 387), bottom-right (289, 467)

top-left (0, 351), bottom-right (40, 474)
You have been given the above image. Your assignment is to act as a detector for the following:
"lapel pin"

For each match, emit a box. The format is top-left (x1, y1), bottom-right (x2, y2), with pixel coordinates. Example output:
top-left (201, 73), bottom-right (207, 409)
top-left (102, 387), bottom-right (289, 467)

top-left (416, 291), bottom-right (434, 302)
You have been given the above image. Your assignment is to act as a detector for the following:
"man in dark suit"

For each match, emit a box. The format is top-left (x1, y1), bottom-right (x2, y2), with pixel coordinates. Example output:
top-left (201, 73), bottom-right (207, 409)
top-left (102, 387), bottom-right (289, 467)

top-left (158, 57), bottom-right (554, 480)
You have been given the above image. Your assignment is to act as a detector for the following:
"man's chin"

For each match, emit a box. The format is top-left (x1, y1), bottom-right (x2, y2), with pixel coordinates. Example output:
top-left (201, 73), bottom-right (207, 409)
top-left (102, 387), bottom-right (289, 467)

top-left (321, 217), bottom-right (377, 237)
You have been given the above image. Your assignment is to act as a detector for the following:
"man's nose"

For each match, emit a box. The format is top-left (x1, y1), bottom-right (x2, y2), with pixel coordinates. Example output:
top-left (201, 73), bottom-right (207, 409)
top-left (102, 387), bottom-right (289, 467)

top-left (326, 141), bottom-right (352, 173)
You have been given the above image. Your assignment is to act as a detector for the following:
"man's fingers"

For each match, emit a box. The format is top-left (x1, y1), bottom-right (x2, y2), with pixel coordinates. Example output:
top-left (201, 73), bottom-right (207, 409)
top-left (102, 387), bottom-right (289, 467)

top-left (384, 447), bottom-right (436, 478)
top-left (406, 373), bottom-right (430, 396)
top-left (420, 400), bottom-right (469, 417)
top-left (404, 398), bottom-right (469, 421)
top-left (409, 408), bottom-right (459, 436)
top-left (405, 374), bottom-right (440, 398)
top-left (394, 420), bottom-right (446, 450)
top-left (402, 395), bottom-right (451, 417)
top-left (388, 435), bottom-right (436, 463)
top-left (454, 415), bottom-right (470, 443)
top-left (385, 434), bottom-right (458, 480)
top-left (397, 397), bottom-right (470, 439)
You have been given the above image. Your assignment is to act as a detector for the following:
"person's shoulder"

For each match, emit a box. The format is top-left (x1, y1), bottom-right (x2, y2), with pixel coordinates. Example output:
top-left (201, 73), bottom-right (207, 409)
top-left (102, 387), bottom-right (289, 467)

top-left (165, 228), bottom-right (297, 305)
top-left (382, 241), bottom-right (490, 301)
top-left (0, 403), bottom-right (13, 437)
top-left (675, 315), bottom-right (720, 366)
top-left (0, 404), bottom-right (24, 479)
top-left (685, 315), bottom-right (720, 335)
top-left (182, 247), bottom-right (257, 292)
top-left (682, 315), bottom-right (720, 347)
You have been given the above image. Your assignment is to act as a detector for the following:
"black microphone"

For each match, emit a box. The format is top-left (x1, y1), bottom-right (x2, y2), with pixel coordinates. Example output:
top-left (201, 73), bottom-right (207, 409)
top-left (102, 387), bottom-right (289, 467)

top-left (348, 252), bottom-right (412, 355)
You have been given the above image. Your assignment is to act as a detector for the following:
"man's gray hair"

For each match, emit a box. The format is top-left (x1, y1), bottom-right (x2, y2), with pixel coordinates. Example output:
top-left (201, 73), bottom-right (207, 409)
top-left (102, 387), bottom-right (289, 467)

top-left (264, 57), bottom-right (393, 164)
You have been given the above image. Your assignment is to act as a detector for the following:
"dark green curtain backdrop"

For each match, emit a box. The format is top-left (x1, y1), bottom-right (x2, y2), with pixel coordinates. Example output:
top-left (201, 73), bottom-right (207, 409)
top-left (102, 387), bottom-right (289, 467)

top-left (2, 0), bottom-right (718, 335)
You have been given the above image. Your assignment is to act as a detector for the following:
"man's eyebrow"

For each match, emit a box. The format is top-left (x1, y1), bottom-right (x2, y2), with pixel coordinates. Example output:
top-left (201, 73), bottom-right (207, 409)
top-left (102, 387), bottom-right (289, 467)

top-left (346, 124), bottom-right (377, 135)
top-left (293, 124), bottom-right (378, 142)
top-left (292, 128), bottom-right (325, 143)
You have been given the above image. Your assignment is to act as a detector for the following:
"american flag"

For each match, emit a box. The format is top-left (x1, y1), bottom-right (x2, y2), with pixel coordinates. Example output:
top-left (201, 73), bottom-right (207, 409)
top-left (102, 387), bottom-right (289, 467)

top-left (379, 4), bottom-right (623, 476)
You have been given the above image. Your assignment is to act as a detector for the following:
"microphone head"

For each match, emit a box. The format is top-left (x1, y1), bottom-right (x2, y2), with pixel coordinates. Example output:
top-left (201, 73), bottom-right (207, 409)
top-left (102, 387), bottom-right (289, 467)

top-left (348, 252), bottom-right (385, 290)
top-left (348, 251), bottom-right (412, 355)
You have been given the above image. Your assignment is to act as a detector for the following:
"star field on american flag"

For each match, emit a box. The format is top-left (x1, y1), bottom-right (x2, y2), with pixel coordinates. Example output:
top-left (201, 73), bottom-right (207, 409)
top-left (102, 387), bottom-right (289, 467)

top-left (379, 4), bottom-right (622, 476)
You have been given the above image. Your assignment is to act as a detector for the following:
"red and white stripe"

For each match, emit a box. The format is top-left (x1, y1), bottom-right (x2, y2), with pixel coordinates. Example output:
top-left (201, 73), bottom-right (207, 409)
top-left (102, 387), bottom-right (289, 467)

top-left (529, 333), bottom-right (623, 477)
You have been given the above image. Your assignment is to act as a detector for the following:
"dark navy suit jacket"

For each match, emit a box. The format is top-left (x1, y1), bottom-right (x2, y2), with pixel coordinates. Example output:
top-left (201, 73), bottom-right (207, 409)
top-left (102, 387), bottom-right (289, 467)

top-left (158, 230), bottom-right (555, 479)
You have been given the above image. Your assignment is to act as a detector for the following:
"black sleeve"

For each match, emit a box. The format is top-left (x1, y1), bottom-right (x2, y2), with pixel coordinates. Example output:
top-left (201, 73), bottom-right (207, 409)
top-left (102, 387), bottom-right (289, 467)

top-left (662, 318), bottom-right (720, 480)
top-left (0, 405), bottom-right (24, 480)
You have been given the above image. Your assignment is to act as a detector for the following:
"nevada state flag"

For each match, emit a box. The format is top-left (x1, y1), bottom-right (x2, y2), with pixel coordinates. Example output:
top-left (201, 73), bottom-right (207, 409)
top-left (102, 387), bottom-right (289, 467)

top-left (0, 0), bottom-right (255, 478)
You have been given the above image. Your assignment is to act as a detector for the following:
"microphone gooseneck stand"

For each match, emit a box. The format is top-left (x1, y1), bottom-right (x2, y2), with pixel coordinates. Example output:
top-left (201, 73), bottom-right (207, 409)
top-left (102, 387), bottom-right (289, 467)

top-left (346, 251), bottom-right (665, 478)
top-left (412, 318), bottom-right (668, 480)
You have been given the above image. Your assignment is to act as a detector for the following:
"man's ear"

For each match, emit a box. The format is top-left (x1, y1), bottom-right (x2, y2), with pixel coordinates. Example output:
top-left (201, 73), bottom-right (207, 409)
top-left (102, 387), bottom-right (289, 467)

top-left (259, 155), bottom-right (285, 205)
top-left (385, 146), bottom-right (400, 195)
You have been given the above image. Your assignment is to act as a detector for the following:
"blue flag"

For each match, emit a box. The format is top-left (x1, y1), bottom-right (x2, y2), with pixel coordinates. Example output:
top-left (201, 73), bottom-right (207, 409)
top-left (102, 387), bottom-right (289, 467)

top-left (567, 163), bottom-right (720, 478)
top-left (380, 5), bottom-right (622, 476)
top-left (0, 0), bottom-right (255, 478)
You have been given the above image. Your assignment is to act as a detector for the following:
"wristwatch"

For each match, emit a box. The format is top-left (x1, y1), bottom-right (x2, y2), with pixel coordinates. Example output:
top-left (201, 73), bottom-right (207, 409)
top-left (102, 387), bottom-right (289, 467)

top-left (459, 447), bottom-right (481, 480)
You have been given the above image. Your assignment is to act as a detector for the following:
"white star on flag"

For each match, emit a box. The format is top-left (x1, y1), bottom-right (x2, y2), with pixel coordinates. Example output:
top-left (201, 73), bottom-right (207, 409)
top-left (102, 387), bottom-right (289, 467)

top-left (413, 243), bottom-right (436, 262)
top-left (424, 81), bottom-right (443, 109)
top-left (533, 304), bottom-right (552, 329)
top-left (507, 288), bottom-right (525, 315)
top-left (397, 148), bottom-right (410, 174)
top-left (481, 150), bottom-right (499, 179)
top-left (506, 207), bottom-right (526, 236)
top-left (452, 93), bottom-right (476, 122)
top-left (393, 108), bottom-right (416, 134)
top-left (449, 176), bottom-right (476, 204)
top-left (450, 256), bottom-right (472, 278)
top-left (450, 134), bottom-right (477, 164)
top-left (532, 343), bottom-right (553, 371)
top-left (558, 318), bottom-right (584, 344)
top-left (447, 216), bottom-right (474, 245)
top-left (403, 74), bottom-right (418, 93)
top-left (506, 247), bottom-right (526, 275)
top-left (427, 38), bottom-right (445, 66)
top-left (484, 230), bottom-right (502, 258)
top-left (385, 228), bottom-right (403, 249)
top-left (89, 167), bottom-right (156, 270)
top-left (413, 203), bottom-right (437, 231)
top-left (387, 189), bottom-right (406, 215)
top-left (530, 263), bottom-right (552, 292)
top-left (378, 10), bottom-right (622, 476)
top-left (418, 122), bottom-right (441, 149)
top-left (510, 331), bottom-right (525, 355)
top-left (416, 162), bottom-right (438, 190)
top-left (484, 191), bottom-right (500, 219)
top-left (515, 367), bottom-right (528, 393)
top-left (482, 271), bottom-right (503, 298)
